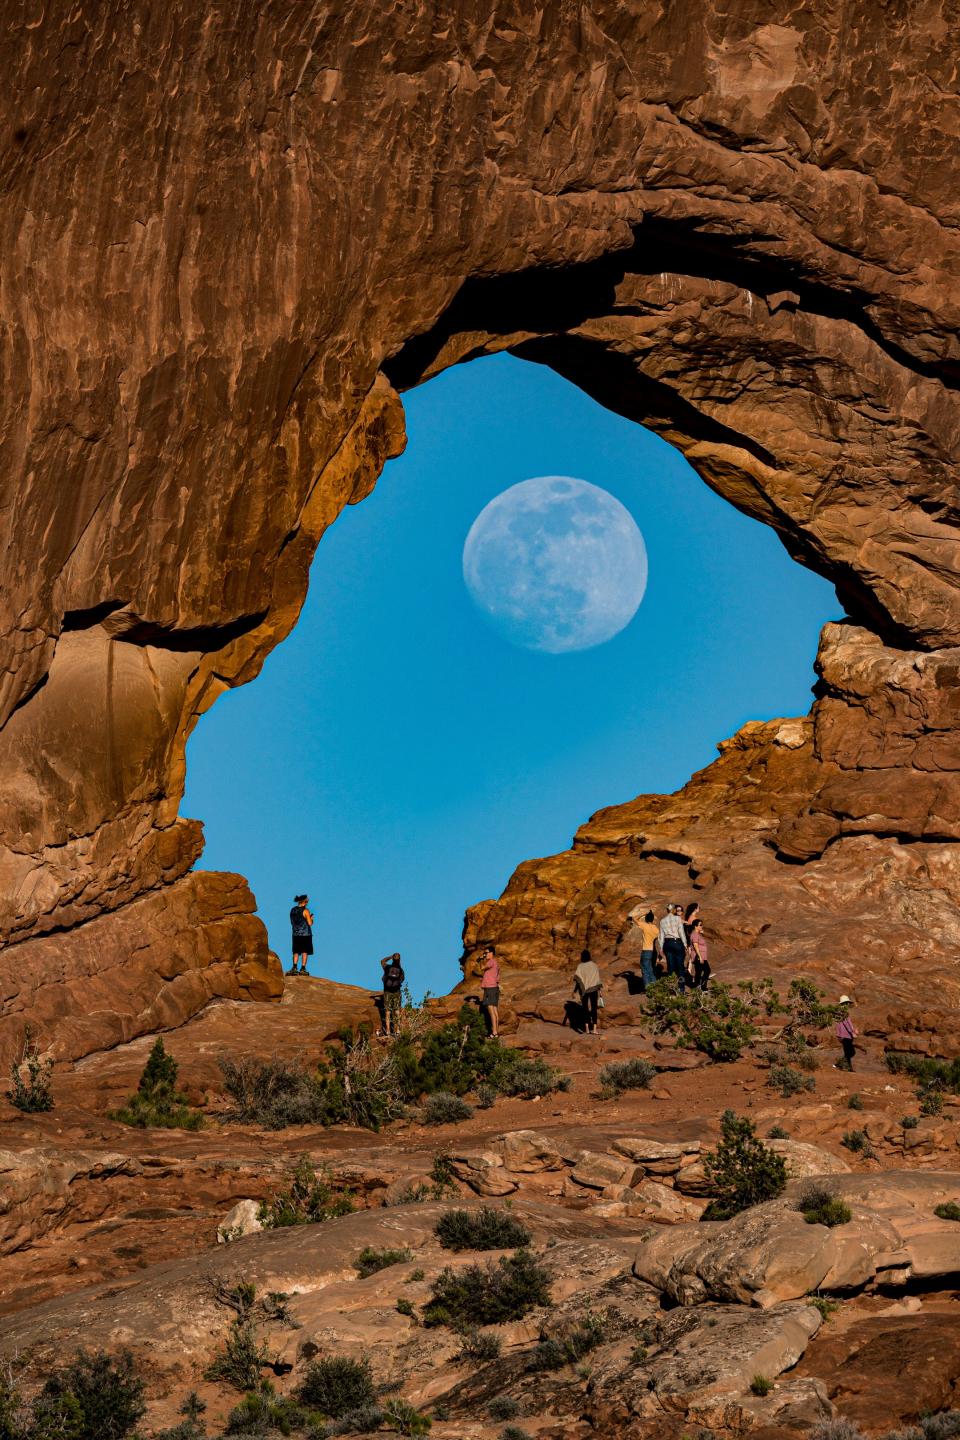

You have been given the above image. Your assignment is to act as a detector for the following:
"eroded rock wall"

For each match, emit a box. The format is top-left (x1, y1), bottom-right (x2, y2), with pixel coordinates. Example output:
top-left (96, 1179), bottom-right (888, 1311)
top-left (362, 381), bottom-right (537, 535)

top-left (0, 1), bottom-right (957, 1058)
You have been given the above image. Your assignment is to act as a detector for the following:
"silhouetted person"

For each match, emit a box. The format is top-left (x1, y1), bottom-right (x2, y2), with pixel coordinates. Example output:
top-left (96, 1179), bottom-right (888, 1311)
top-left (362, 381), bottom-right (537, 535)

top-left (289, 894), bottom-right (313, 975)
top-left (380, 953), bottom-right (405, 1036)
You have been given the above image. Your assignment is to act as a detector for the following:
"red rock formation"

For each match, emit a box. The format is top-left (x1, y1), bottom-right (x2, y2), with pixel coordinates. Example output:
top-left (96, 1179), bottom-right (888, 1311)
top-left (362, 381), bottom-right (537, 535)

top-left (0, 2), bottom-right (957, 1059)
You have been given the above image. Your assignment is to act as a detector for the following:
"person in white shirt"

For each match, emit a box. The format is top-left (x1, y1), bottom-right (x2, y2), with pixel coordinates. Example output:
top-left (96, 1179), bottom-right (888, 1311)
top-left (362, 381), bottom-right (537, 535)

top-left (658, 904), bottom-right (688, 992)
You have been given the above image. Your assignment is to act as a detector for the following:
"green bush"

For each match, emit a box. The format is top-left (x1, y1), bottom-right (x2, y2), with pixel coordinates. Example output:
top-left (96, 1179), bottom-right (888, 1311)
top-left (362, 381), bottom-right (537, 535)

top-left (112, 1038), bottom-right (202, 1131)
top-left (920, 1085), bottom-right (944, 1117)
top-left (598, 1058), bottom-right (656, 1095)
top-left (258, 1156), bottom-right (355, 1229)
top-left (476, 1084), bottom-right (497, 1109)
top-left (456, 1327), bottom-right (502, 1363)
top-left (847, 1094), bottom-right (863, 1110)
top-left (422, 1092), bottom-right (473, 1125)
top-left (527, 1313), bottom-right (606, 1371)
top-left (7, 1027), bottom-right (54, 1114)
top-left (297, 1357), bottom-right (376, 1417)
top-left (935, 1201), bottom-right (960, 1222)
top-left (644, 978), bottom-right (758, 1062)
top-left (24, 1350), bottom-right (145, 1440)
top-left (205, 1308), bottom-right (268, 1393)
top-left (500, 1427), bottom-right (533, 1440)
top-left (435, 1207), bottom-right (532, 1252)
top-left (219, 1055), bottom-right (328, 1128)
top-left (767, 1125), bottom-right (789, 1139)
top-left (381, 1398), bottom-right (431, 1436)
top-left (902, 1114), bottom-right (920, 1129)
top-left (701, 1110), bottom-right (787, 1220)
top-left (841, 1129), bottom-right (870, 1154)
top-left (809, 1296), bottom-right (839, 1322)
top-left (423, 1250), bottom-right (552, 1328)
top-left (797, 1183), bottom-right (852, 1228)
top-left (224, 1379), bottom-right (308, 1434)
top-left (353, 1246), bottom-right (412, 1278)
top-left (489, 1052), bottom-right (570, 1100)
top-left (488, 1397), bottom-right (521, 1420)
top-left (399, 1006), bottom-right (493, 1098)
top-left (767, 1063), bottom-right (815, 1098)
top-left (885, 1052), bottom-right (960, 1091)
top-left (150, 1391), bottom-right (207, 1440)
top-left (750, 1375), bottom-right (773, 1397)
top-left (396, 1297), bottom-right (415, 1317)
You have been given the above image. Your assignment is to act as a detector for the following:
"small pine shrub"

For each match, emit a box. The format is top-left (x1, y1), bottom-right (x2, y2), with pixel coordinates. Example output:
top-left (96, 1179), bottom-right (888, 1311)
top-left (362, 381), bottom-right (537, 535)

top-left (28, 1349), bottom-right (146, 1439)
top-left (809, 1296), bottom-right (839, 1321)
top-left (258, 1156), bottom-right (354, 1229)
top-left (456, 1327), bottom-right (502, 1363)
top-left (644, 977), bottom-right (758, 1062)
top-left (409, 1268), bottom-right (425, 1282)
top-left (701, 1110), bottom-right (787, 1220)
top-left (767, 1063), bottom-right (814, 1098)
top-left (597, 1058), bottom-right (656, 1095)
top-left (501, 1428), bottom-right (533, 1440)
top-left (429, 1151), bottom-right (457, 1196)
top-left (224, 1379), bottom-right (306, 1434)
top-left (847, 1093), bottom-right (863, 1110)
top-left (527, 1313), bottom-right (606, 1371)
top-left (841, 1129), bottom-right (870, 1154)
top-left (489, 1397), bottom-right (521, 1420)
top-left (423, 1250), bottom-right (552, 1328)
top-left (7, 1026), bottom-right (54, 1114)
top-left (205, 1314), bottom-right (268, 1392)
top-left (111, 1038), bottom-right (202, 1131)
top-left (750, 1375), bottom-right (773, 1397)
top-left (767, 1125), bottom-right (789, 1139)
top-left (919, 1086), bottom-right (945, 1117)
top-left (353, 1246), bottom-right (411, 1278)
top-left (902, 1114), bottom-right (920, 1129)
top-left (422, 1091), bottom-right (473, 1126)
top-left (435, 1207), bottom-right (532, 1252)
top-left (396, 1297), bottom-right (415, 1317)
top-left (797, 1182), bottom-right (852, 1228)
top-left (297, 1356), bottom-right (376, 1417)
top-left (935, 1201), bottom-right (960, 1222)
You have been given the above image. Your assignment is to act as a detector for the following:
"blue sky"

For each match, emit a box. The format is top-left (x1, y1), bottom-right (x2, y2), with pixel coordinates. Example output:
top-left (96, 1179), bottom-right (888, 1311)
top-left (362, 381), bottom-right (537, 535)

top-left (184, 353), bottom-right (837, 997)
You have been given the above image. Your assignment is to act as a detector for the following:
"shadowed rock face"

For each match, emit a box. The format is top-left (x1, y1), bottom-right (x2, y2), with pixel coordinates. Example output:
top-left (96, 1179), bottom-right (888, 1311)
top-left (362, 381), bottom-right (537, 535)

top-left (0, 2), bottom-right (957, 1059)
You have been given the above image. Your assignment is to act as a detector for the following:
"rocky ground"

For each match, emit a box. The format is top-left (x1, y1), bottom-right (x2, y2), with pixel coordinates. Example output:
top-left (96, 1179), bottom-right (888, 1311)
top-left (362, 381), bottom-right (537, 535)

top-left (1, 970), bottom-right (959, 1438)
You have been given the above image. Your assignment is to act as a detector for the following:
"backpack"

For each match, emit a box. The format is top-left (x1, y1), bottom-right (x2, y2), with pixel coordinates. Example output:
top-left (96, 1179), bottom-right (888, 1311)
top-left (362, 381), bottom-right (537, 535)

top-left (383, 963), bottom-right (404, 994)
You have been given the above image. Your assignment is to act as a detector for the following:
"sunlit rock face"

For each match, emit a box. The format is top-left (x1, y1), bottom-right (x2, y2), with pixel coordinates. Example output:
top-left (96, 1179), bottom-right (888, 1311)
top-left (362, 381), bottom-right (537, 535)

top-left (0, 1), bottom-right (957, 1060)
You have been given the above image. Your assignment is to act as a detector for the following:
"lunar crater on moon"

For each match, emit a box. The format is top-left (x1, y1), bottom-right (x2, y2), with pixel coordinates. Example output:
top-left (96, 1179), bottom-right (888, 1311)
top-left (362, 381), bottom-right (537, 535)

top-left (462, 475), bottom-right (648, 653)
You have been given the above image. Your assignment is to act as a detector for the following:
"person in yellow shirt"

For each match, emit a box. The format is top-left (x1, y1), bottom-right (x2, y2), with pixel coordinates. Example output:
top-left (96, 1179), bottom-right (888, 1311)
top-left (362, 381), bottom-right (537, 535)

top-left (627, 905), bottom-right (661, 991)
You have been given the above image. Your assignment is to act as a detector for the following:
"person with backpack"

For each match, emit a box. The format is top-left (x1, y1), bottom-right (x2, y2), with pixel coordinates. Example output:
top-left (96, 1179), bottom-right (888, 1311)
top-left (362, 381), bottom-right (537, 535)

top-left (289, 894), bottom-right (313, 975)
top-left (380, 953), bottom-right (405, 1036)
top-left (573, 949), bottom-right (603, 1034)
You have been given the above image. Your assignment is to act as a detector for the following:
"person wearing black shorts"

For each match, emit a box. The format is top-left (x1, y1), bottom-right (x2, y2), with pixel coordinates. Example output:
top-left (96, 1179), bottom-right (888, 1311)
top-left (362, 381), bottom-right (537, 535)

top-left (289, 894), bottom-right (314, 975)
top-left (480, 944), bottom-right (500, 1038)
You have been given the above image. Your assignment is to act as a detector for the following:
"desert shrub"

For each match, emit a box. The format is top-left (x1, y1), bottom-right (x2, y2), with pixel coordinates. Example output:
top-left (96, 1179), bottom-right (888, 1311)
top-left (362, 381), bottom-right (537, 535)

top-left (630, 1342), bottom-right (649, 1364)
top-left (527, 1313), bottom-right (606, 1371)
top-left (809, 1295), bottom-right (839, 1322)
top-left (767, 1125), bottom-right (789, 1139)
top-left (935, 1201), bottom-right (960, 1222)
top-left (797, 1183), bottom-right (851, 1228)
top-left (885, 1052), bottom-right (960, 1091)
top-left (111, 1038), bottom-right (202, 1131)
top-left (750, 1375), bottom-right (773, 1397)
top-left (258, 1156), bottom-right (354, 1229)
top-left (353, 1246), bottom-right (411, 1278)
top-left (644, 977), bottom-right (758, 1062)
top-left (25, 1350), bottom-right (145, 1440)
top-left (319, 1404), bottom-right (386, 1436)
top-left (423, 1250), bottom-right (552, 1328)
top-left (297, 1357), bottom-right (375, 1418)
top-left (501, 1428), bottom-right (533, 1440)
top-left (919, 1085), bottom-right (944, 1117)
top-left (422, 1091), bottom-right (473, 1126)
top-left (847, 1093), bottom-right (863, 1110)
top-left (794, 1048), bottom-right (820, 1072)
top-left (429, 1151), bottom-right (457, 1196)
top-left (811, 1421), bottom-right (865, 1440)
top-left (435, 1207), bottom-right (532, 1252)
top-left (488, 1397), bottom-right (521, 1421)
top-left (205, 1313), bottom-right (268, 1392)
top-left (767, 1063), bottom-right (814, 1098)
top-left (150, 1391), bottom-right (208, 1440)
top-left (598, 1058), bottom-right (656, 1095)
top-left (490, 1052), bottom-right (570, 1100)
top-left (902, 1114), bottom-right (920, 1129)
top-left (476, 1084), bottom-right (497, 1109)
top-left (314, 1032), bottom-right (410, 1131)
top-left (224, 1379), bottom-right (307, 1434)
top-left (701, 1110), bottom-right (787, 1220)
top-left (7, 1027), bottom-right (54, 1114)
top-left (884, 1415), bottom-right (960, 1440)
top-left (396, 1297), bottom-right (415, 1317)
top-left (218, 1055), bottom-right (329, 1128)
top-left (399, 1006), bottom-right (493, 1098)
top-left (841, 1129), bottom-right (870, 1154)
top-left (219, 1036), bottom-right (406, 1133)
top-left (381, 1399), bottom-right (431, 1436)
top-left (456, 1327), bottom-right (502, 1363)
top-left (409, 1268), bottom-right (425, 1282)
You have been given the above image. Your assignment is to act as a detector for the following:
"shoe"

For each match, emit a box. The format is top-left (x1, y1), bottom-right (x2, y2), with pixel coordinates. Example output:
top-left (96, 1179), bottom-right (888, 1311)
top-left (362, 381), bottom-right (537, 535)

top-left (287, 967), bottom-right (297, 976)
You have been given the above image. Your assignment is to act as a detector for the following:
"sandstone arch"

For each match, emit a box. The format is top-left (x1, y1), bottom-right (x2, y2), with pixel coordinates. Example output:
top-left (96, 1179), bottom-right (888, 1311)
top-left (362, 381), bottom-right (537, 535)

top-left (0, 0), bottom-right (957, 1060)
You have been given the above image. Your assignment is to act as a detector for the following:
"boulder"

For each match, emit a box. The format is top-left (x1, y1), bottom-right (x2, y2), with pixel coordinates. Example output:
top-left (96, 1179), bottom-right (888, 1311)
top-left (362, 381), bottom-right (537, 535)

top-left (217, 1199), bottom-right (263, 1243)
top-left (497, 1130), bottom-right (565, 1173)
top-left (768, 1139), bottom-right (851, 1178)
top-left (628, 1181), bottom-right (706, 1225)
top-left (570, 1152), bottom-right (637, 1190)
top-left (449, 1151), bottom-right (518, 1197)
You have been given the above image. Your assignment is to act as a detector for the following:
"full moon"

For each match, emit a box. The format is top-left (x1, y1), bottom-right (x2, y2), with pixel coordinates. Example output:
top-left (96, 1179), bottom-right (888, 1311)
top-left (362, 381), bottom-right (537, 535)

top-left (462, 475), bottom-right (648, 653)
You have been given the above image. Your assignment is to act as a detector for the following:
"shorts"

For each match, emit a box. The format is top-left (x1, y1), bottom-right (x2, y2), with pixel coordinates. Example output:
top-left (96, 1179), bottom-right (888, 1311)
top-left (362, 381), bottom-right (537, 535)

top-left (482, 986), bottom-right (500, 1006)
top-left (384, 990), bottom-right (401, 1013)
top-left (293, 935), bottom-right (313, 955)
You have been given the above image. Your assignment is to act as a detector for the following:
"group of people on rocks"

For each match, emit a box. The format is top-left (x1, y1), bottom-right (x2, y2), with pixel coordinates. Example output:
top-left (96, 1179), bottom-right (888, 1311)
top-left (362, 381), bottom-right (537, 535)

top-left (624, 899), bottom-right (711, 994)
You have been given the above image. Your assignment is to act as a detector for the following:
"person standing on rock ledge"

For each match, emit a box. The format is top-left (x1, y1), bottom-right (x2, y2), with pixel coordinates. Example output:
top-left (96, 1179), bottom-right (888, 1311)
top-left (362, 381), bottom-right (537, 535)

top-left (626, 905), bottom-right (660, 990)
top-left (479, 943), bottom-right (501, 1038)
top-left (658, 904), bottom-right (688, 991)
top-left (573, 949), bottom-right (604, 1034)
top-left (289, 894), bottom-right (314, 976)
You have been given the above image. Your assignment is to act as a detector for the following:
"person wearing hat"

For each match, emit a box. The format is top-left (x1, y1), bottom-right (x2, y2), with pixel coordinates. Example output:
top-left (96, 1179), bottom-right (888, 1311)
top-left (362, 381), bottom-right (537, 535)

top-left (834, 996), bottom-right (856, 1071)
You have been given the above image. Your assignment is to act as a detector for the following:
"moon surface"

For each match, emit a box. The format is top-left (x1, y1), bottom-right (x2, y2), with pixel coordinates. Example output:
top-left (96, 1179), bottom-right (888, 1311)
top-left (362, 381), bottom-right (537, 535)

top-left (462, 475), bottom-right (648, 653)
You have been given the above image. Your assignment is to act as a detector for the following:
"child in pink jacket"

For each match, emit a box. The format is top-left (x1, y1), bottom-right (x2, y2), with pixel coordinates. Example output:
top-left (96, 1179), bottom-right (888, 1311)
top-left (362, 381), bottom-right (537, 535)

top-left (835, 996), bottom-right (856, 1071)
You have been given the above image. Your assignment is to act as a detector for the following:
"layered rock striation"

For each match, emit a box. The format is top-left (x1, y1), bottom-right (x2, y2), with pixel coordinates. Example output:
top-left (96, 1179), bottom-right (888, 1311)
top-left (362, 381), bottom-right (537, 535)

top-left (0, 2), bottom-right (957, 1058)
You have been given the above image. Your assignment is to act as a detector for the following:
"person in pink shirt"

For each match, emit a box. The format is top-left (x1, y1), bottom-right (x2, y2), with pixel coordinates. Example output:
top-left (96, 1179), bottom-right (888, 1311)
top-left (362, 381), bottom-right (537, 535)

top-left (834, 996), bottom-right (856, 1071)
top-left (479, 943), bottom-right (501, 1038)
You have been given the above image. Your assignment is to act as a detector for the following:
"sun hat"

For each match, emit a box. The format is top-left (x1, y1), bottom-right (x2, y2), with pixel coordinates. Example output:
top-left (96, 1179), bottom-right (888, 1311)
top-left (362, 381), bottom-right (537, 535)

top-left (838, 994), bottom-right (853, 1004)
